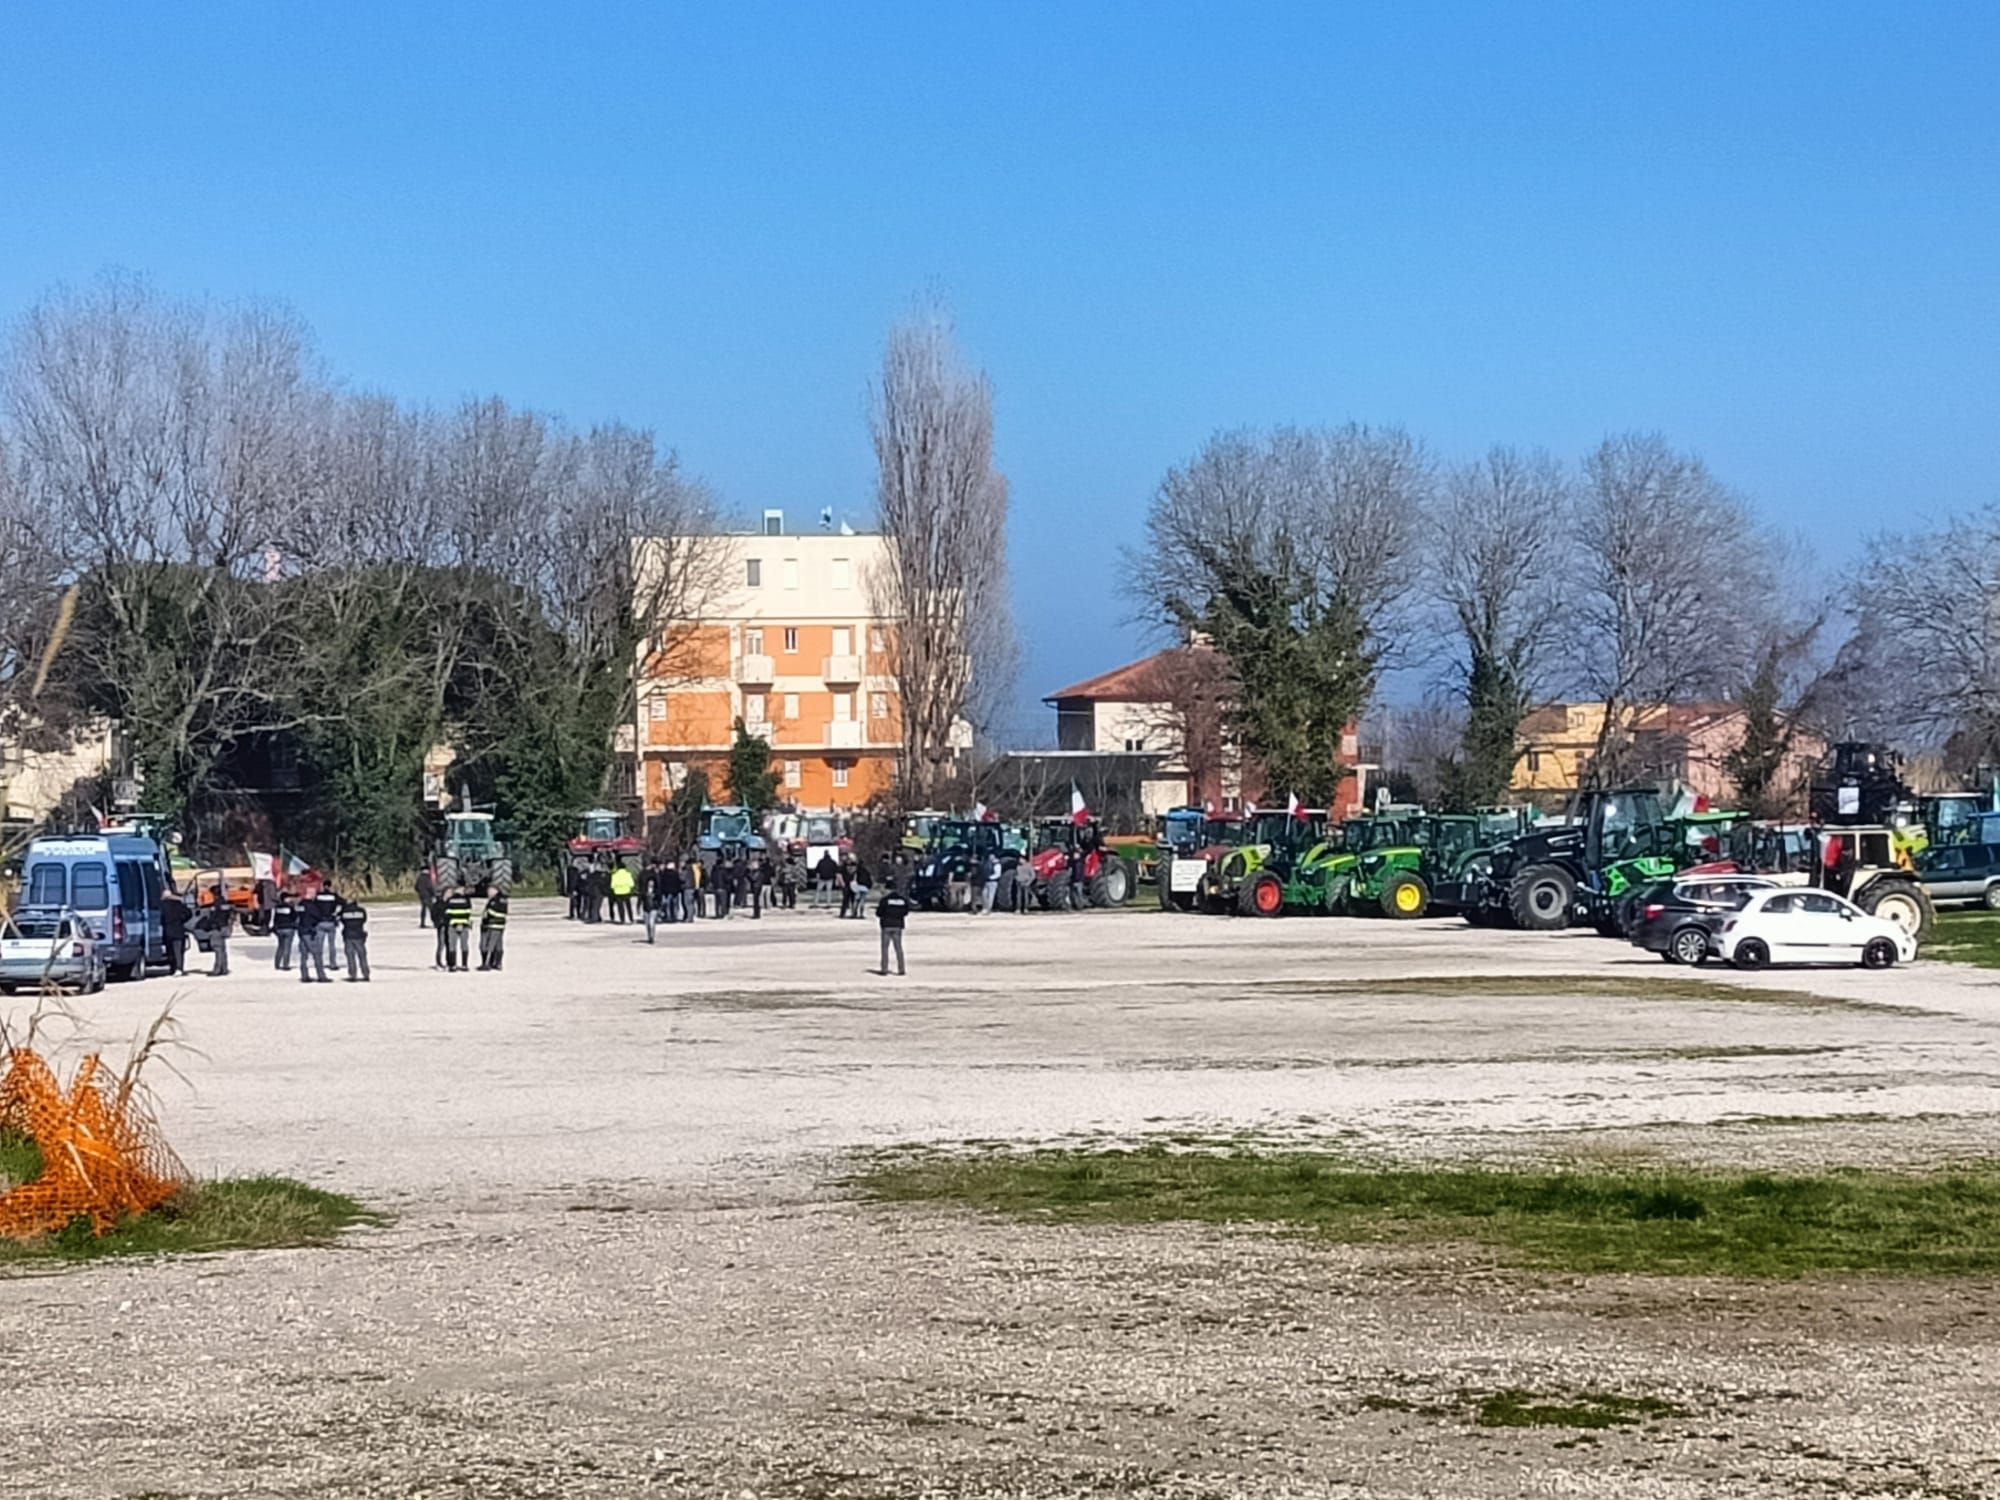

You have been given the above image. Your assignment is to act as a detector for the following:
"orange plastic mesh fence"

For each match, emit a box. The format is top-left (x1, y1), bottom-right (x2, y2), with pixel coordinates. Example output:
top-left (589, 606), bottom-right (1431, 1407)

top-left (0, 1048), bottom-right (187, 1240)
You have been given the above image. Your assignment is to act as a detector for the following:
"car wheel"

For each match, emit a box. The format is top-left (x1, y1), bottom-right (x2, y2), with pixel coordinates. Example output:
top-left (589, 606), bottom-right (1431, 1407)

top-left (1983, 884), bottom-right (2000, 912)
top-left (1862, 937), bottom-right (1898, 969)
top-left (1669, 927), bottom-right (1709, 967)
top-left (1732, 937), bottom-right (1770, 971)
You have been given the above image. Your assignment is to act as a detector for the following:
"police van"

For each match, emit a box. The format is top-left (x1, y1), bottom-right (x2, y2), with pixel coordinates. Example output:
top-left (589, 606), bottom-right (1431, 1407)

top-left (16, 832), bottom-right (167, 980)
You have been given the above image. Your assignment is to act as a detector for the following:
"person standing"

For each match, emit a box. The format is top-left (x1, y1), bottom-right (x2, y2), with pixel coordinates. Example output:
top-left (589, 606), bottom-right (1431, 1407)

top-left (711, 855), bottom-right (732, 919)
top-left (684, 856), bottom-right (702, 923)
top-left (1014, 859), bottom-right (1038, 915)
top-left (201, 892), bottom-right (233, 976)
top-left (415, 866), bottom-right (437, 928)
top-left (296, 891), bottom-right (328, 983)
top-left (659, 859), bottom-right (684, 928)
top-left (876, 885), bottom-right (911, 975)
top-left (160, 888), bottom-right (190, 975)
top-left (444, 885), bottom-right (474, 972)
top-left (340, 898), bottom-right (371, 982)
top-left (478, 890), bottom-right (508, 971)
top-left (310, 885), bottom-right (344, 974)
top-left (565, 859), bottom-right (584, 921)
top-left (430, 885), bottom-right (451, 968)
top-left (745, 856), bottom-right (762, 919)
top-left (272, 894), bottom-right (299, 970)
top-left (849, 858), bottom-right (873, 919)
top-left (609, 861), bottom-right (636, 924)
top-left (814, 851), bottom-right (838, 909)
top-left (977, 849), bottom-right (1001, 915)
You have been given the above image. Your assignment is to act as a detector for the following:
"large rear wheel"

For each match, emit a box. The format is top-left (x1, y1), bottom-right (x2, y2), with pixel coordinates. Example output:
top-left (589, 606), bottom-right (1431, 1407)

top-left (1508, 864), bottom-right (1575, 931)
top-left (1856, 878), bottom-right (1932, 941)
top-left (1239, 872), bottom-right (1284, 918)
top-left (1090, 858), bottom-right (1133, 907)
top-left (1380, 872), bottom-right (1430, 919)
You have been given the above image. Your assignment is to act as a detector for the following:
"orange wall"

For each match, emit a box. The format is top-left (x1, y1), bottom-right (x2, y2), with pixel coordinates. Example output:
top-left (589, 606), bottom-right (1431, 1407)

top-left (641, 751), bottom-right (896, 815)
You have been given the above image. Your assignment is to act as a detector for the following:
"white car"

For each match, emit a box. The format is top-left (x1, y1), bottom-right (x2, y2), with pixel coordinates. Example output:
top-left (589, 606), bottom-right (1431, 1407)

top-left (1714, 888), bottom-right (1917, 970)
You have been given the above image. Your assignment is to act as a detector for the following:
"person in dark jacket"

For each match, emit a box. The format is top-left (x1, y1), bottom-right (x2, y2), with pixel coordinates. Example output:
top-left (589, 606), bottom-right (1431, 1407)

top-left (848, 860), bottom-right (873, 919)
top-left (339, 899), bottom-right (371, 982)
top-left (414, 867), bottom-right (437, 928)
top-left (296, 892), bottom-right (329, 983)
top-left (272, 894), bottom-right (299, 970)
top-left (430, 886), bottom-right (451, 968)
top-left (444, 885), bottom-right (474, 971)
top-left (478, 891), bottom-right (508, 971)
top-left (658, 860), bottom-right (684, 927)
top-left (308, 886), bottom-right (343, 972)
top-left (876, 887), bottom-right (911, 975)
top-left (814, 852), bottom-right (839, 909)
top-left (200, 891), bottom-right (234, 976)
top-left (160, 890), bottom-right (191, 975)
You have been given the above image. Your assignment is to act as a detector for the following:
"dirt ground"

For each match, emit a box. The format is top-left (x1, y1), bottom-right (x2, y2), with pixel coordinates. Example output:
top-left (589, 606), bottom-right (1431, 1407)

top-left (4, 899), bottom-right (1999, 1498)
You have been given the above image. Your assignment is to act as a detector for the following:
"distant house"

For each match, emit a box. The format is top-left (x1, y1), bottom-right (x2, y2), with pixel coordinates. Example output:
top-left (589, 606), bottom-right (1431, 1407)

top-left (0, 719), bottom-right (126, 834)
top-left (1038, 646), bottom-right (1366, 819)
top-left (1514, 701), bottom-right (1824, 811)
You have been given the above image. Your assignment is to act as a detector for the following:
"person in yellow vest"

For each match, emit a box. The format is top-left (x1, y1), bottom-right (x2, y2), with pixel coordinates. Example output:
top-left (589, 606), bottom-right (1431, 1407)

top-left (608, 861), bottom-right (636, 925)
top-left (443, 885), bottom-right (473, 972)
top-left (478, 891), bottom-right (508, 971)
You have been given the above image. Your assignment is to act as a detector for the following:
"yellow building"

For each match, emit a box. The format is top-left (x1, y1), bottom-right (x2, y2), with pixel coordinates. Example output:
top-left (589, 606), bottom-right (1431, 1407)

top-left (632, 513), bottom-right (907, 817)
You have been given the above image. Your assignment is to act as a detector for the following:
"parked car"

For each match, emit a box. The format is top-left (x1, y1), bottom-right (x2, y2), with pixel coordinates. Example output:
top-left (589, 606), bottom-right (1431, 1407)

top-left (1916, 842), bottom-right (2000, 909)
top-left (1628, 875), bottom-right (1777, 965)
top-left (1715, 888), bottom-right (1916, 970)
top-left (17, 831), bottom-right (167, 980)
top-left (0, 906), bottom-right (107, 994)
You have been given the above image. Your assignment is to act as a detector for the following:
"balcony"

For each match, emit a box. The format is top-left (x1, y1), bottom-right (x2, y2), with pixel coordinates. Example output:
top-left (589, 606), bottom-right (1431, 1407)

top-left (738, 654), bottom-right (775, 684)
top-left (827, 720), bottom-right (863, 749)
top-left (821, 654), bottom-right (863, 685)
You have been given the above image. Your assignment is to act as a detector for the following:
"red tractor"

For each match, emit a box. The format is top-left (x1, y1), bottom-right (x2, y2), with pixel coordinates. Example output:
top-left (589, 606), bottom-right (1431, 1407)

top-left (563, 807), bottom-right (645, 877)
top-left (1026, 817), bottom-right (1135, 909)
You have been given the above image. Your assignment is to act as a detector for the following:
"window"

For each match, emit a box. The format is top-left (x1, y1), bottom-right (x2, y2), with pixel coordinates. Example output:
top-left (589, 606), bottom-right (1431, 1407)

top-left (745, 558), bottom-right (762, 587)
top-left (869, 627), bottom-right (886, 653)
top-left (27, 863), bottom-right (64, 906)
top-left (1762, 893), bottom-right (1796, 914)
top-left (785, 760), bottom-right (801, 788)
top-left (832, 759), bottom-right (850, 788)
top-left (1526, 750), bottom-right (1542, 773)
top-left (833, 692), bottom-right (854, 721)
top-left (70, 863), bottom-right (110, 911)
top-left (871, 692), bottom-right (889, 720)
top-left (745, 627), bottom-right (764, 655)
top-left (831, 557), bottom-right (851, 590)
top-left (832, 627), bottom-right (851, 657)
top-left (784, 692), bottom-right (800, 718)
top-left (783, 627), bottom-right (799, 653)
top-left (1125, 737), bottom-right (1147, 752)
top-left (1800, 893), bottom-right (1846, 915)
top-left (745, 694), bottom-right (767, 725)
top-left (783, 557), bottom-right (799, 589)
top-left (649, 697), bottom-right (666, 721)
top-left (116, 861), bottom-right (144, 911)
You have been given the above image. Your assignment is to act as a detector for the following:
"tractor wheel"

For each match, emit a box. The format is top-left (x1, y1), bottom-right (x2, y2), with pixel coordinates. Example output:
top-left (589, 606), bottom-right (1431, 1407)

top-left (1507, 864), bottom-right (1575, 931)
top-left (1239, 872), bottom-right (1285, 918)
top-left (1380, 872), bottom-right (1430, 920)
top-left (488, 858), bottom-right (514, 896)
top-left (1043, 869), bottom-right (1071, 910)
top-left (1857, 879), bottom-right (1932, 941)
top-left (436, 856), bottom-right (461, 893)
top-left (1090, 858), bottom-right (1133, 907)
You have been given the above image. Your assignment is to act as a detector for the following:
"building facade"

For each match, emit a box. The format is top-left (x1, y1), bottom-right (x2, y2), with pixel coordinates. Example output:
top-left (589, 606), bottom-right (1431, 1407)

top-left (634, 516), bottom-right (903, 817)
top-left (1514, 700), bottom-right (1824, 811)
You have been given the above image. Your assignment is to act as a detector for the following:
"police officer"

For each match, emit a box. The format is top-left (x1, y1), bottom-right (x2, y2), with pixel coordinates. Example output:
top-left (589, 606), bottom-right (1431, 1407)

top-left (272, 893), bottom-right (299, 970)
top-left (478, 890), bottom-right (509, 970)
top-left (340, 898), bottom-right (371, 982)
top-left (296, 891), bottom-right (329, 983)
top-left (444, 885), bottom-right (474, 972)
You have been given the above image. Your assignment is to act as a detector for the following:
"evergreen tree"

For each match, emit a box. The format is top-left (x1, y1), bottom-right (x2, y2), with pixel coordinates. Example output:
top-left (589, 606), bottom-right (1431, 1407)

top-left (725, 719), bottom-right (780, 815)
top-left (1725, 643), bottom-right (1791, 816)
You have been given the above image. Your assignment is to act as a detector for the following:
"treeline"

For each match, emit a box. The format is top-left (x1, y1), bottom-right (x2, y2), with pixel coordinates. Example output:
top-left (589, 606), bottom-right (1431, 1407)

top-left (1132, 424), bottom-right (1970, 814)
top-left (0, 275), bottom-right (724, 874)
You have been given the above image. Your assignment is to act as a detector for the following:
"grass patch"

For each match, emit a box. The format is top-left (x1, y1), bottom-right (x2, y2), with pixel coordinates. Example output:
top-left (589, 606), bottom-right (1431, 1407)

top-left (0, 1129), bottom-right (42, 1189)
top-left (0, 1176), bottom-right (380, 1266)
top-left (849, 1147), bottom-right (2000, 1277)
top-left (1928, 911), bottom-right (2000, 969)
top-left (1476, 1389), bottom-right (1681, 1429)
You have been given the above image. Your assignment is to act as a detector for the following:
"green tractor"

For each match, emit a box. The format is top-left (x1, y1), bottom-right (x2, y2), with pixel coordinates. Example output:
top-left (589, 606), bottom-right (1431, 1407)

top-left (1334, 808), bottom-right (1434, 918)
top-left (1216, 808), bottom-right (1331, 916)
top-left (1418, 808), bottom-right (1538, 920)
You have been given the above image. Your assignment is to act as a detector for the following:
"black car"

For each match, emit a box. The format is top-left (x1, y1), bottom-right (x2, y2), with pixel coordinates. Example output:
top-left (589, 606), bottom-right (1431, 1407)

top-left (1628, 876), bottom-right (1776, 965)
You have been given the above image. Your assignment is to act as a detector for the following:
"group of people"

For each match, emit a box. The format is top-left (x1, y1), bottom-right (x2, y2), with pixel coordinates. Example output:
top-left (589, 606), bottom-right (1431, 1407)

top-left (154, 883), bottom-right (373, 980)
top-left (562, 847), bottom-right (895, 932)
top-left (412, 869), bottom-right (509, 972)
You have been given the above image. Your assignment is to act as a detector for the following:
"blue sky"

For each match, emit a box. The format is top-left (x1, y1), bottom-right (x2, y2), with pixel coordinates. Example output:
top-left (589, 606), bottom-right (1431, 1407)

top-left (3, 2), bottom-right (1996, 739)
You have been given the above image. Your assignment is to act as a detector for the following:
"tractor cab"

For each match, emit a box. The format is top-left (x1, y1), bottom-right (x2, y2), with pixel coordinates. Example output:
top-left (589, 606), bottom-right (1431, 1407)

top-left (1158, 807), bottom-right (1208, 858)
top-left (697, 804), bottom-right (767, 862)
top-left (912, 819), bottom-right (1027, 910)
top-left (446, 811), bottom-right (501, 861)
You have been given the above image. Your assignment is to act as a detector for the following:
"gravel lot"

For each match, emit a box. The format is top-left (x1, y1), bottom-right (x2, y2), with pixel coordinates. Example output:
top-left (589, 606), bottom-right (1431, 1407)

top-left (5, 900), bottom-right (1999, 1498)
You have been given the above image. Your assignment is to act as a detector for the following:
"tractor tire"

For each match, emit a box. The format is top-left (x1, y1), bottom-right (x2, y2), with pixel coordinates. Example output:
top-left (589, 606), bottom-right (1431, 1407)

top-left (1043, 869), bottom-right (1071, 910)
top-left (1508, 864), bottom-right (1575, 931)
top-left (436, 857), bottom-right (461, 894)
top-left (1090, 858), bottom-right (1133, 907)
top-left (1239, 871), bottom-right (1285, 918)
top-left (1857, 878), bottom-right (1932, 941)
top-left (488, 858), bottom-right (515, 896)
top-left (1380, 872), bottom-right (1430, 920)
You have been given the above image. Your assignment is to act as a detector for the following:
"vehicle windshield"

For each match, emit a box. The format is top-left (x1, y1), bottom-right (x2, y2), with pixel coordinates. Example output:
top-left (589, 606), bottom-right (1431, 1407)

top-left (707, 811), bottom-right (751, 841)
top-left (449, 818), bottom-right (498, 855)
top-left (580, 813), bottom-right (622, 841)
top-left (1162, 812), bottom-right (1204, 850)
top-left (4, 910), bottom-right (67, 941)
top-left (804, 816), bottom-right (838, 843)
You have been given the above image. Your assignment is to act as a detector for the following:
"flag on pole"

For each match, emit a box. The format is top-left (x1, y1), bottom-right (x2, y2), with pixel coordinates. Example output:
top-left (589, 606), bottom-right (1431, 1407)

top-left (249, 851), bottom-right (276, 883)
top-left (1069, 782), bottom-right (1091, 826)
top-left (973, 801), bottom-right (994, 822)
top-left (1287, 790), bottom-right (1304, 820)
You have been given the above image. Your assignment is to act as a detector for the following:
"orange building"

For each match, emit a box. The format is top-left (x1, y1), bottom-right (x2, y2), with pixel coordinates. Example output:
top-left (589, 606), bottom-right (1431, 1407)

top-left (633, 514), bottom-right (903, 816)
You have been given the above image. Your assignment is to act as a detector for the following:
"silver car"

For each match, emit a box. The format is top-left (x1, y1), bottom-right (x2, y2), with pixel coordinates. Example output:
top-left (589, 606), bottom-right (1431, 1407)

top-left (0, 906), bottom-right (108, 994)
top-left (1916, 843), bottom-right (2000, 909)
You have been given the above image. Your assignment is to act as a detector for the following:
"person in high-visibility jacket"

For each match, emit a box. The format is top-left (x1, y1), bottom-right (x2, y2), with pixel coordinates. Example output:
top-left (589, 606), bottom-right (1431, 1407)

top-left (608, 862), bottom-right (636, 925)
top-left (443, 885), bottom-right (474, 972)
top-left (478, 891), bottom-right (509, 971)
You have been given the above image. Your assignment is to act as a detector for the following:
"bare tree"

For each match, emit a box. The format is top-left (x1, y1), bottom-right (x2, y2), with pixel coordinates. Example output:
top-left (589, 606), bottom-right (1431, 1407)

top-left (1125, 643), bottom-right (1235, 807)
top-left (869, 305), bottom-right (1013, 804)
top-left (1423, 445), bottom-right (1571, 806)
top-left (1568, 433), bottom-right (1764, 787)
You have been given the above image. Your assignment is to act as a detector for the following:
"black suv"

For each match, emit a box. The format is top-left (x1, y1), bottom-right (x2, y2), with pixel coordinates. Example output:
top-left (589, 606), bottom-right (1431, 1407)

top-left (1628, 876), bottom-right (1776, 965)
